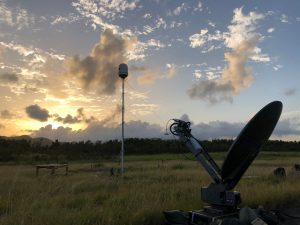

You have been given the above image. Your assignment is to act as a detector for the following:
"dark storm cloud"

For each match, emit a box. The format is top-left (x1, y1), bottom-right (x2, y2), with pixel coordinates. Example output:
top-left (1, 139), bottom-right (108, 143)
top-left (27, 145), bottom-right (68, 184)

top-left (64, 29), bottom-right (133, 95)
top-left (0, 73), bottom-right (18, 83)
top-left (25, 104), bottom-right (50, 122)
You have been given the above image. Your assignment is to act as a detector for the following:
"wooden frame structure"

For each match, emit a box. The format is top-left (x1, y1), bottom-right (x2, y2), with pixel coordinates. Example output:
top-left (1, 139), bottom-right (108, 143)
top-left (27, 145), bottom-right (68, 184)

top-left (36, 164), bottom-right (68, 176)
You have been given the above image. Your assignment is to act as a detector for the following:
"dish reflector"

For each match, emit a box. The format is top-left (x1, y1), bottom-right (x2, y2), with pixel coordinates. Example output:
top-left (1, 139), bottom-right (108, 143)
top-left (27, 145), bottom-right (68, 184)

top-left (221, 101), bottom-right (282, 190)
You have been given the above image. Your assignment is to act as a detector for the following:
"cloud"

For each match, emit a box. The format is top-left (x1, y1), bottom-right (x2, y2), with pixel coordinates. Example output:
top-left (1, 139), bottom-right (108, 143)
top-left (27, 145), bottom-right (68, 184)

top-left (143, 13), bottom-right (152, 19)
top-left (137, 69), bottom-right (157, 85)
top-left (129, 65), bottom-right (147, 71)
top-left (187, 8), bottom-right (267, 103)
top-left (130, 103), bottom-right (159, 116)
top-left (54, 107), bottom-right (96, 124)
top-left (189, 29), bottom-right (223, 48)
top-left (0, 73), bottom-right (18, 83)
top-left (225, 7), bottom-right (264, 49)
top-left (179, 115), bottom-right (300, 140)
top-left (284, 88), bottom-right (297, 96)
top-left (0, 1), bottom-right (35, 30)
top-left (30, 114), bottom-right (300, 142)
top-left (173, 3), bottom-right (189, 16)
top-left (126, 38), bottom-right (166, 61)
top-left (250, 47), bottom-right (270, 62)
top-left (25, 104), bottom-right (50, 122)
top-left (0, 124), bottom-right (5, 129)
top-left (72, 0), bottom-right (138, 31)
top-left (166, 63), bottom-right (177, 78)
top-left (64, 29), bottom-right (134, 95)
top-left (1, 109), bottom-right (15, 119)
top-left (51, 13), bottom-right (80, 25)
top-left (99, 104), bottom-right (121, 126)
top-left (280, 14), bottom-right (289, 23)
top-left (55, 114), bottom-right (81, 124)
top-left (192, 121), bottom-right (243, 140)
top-left (267, 28), bottom-right (275, 33)
top-left (188, 36), bottom-right (259, 103)
top-left (0, 41), bottom-right (65, 98)
top-left (31, 119), bottom-right (163, 142)
top-left (137, 64), bottom-right (177, 85)
top-left (189, 7), bottom-right (265, 51)
top-left (194, 1), bottom-right (203, 12)
top-left (273, 64), bottom-right (283, 71)
top-left (273, 118), bottom-right (300, 137)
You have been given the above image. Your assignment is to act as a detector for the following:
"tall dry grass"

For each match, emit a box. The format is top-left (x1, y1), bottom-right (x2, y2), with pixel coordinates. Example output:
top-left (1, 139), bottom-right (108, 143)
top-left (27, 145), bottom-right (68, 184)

top-left (0, 152), bottom-right (300, 225)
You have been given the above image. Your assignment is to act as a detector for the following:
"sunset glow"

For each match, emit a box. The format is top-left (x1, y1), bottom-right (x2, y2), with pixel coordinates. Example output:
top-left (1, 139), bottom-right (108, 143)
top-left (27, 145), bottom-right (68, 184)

top-left (0, 0), bottom-right (300, 141)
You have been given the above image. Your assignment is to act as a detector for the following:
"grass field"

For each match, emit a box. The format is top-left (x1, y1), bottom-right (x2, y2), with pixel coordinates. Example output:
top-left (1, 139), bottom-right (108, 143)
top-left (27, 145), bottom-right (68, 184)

top-left (0, 152), bottom-right (300, 225)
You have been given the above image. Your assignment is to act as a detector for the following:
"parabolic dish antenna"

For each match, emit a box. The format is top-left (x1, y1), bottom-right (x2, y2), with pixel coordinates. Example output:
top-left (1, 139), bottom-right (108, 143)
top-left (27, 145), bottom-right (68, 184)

top-left (165, 101), bottom-right (283, 225)
top-left (221, 101), bottom-right (283, 190)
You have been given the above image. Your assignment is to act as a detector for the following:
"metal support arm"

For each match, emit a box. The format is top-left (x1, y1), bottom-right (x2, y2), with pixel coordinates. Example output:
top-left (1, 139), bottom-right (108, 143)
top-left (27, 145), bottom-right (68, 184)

top-left (170, 119), bottom-right (222, 184)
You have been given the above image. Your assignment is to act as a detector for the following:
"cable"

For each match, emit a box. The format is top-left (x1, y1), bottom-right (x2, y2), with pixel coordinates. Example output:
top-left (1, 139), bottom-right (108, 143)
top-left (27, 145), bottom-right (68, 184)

top-left (271, 209), bottom-right (300, 220)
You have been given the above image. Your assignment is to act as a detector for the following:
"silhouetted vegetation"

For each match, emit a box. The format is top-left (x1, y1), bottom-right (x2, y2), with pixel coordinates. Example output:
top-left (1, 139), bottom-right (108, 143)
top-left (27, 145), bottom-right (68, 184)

top-left (0, 137), bottom-right (300, 163)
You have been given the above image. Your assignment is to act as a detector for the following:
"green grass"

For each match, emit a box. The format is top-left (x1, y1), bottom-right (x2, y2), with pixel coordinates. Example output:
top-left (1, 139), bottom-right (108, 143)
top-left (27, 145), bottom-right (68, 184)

top-left (0, 152), bottom-right (300, 225)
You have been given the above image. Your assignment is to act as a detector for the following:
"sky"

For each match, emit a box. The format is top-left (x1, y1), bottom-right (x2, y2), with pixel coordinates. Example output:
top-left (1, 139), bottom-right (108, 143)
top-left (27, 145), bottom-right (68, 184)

top-left (0, 0), bottom-right (300, 142)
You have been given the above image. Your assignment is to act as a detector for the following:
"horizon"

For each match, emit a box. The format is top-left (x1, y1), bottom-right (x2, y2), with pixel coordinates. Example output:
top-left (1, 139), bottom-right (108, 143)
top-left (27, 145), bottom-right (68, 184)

top-left (0, 0), bottom-right (300, 142)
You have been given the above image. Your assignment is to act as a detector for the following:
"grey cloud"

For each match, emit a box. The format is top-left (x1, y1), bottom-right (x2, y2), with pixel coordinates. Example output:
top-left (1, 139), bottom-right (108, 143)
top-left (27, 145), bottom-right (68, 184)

top-left (187, 80), bottom-right (233, 104)
top-left (64, 29), bottom-right (133, 95)
top-left (25, 104), bottom-right (50, 122)
top-left (1, 109), bottom-right (14, 119)
top-left (180, 114), bottom-right (192, 123)
top-left (191, 121), bottom-right (243, 140)
top-left (31, 125), bottom-right (75, 141)
top-left (30, 116), bottom-right (300, 142)
top-left (31, 120), bottom-right (163, 142)
top-left (54, 108), bottom-right (96, 124)
top-left (0, 73), bottom-right (18, 83)
top-left (187, 36), bottom-right (258, 103)
top-left (273, 118), bottom-right (300, 136)
top-left (284, 88), bottom-right (297, 96)
top-left (55, 114), bottom-right (81, 124)
top-left (186, 116), bottom-right (300, 140)
top-left (100, 104), bottom-right (121, 125)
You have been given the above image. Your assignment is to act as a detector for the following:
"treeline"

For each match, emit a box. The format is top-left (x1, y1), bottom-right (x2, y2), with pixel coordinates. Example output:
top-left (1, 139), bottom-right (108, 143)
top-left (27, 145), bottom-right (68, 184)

top-left (0, 138), bottom-right (299, 162)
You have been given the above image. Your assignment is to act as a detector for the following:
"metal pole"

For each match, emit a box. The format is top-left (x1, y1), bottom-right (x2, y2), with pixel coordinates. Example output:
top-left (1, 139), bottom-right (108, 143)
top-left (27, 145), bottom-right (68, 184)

top-left (121, 78), bottom-right (125, 174)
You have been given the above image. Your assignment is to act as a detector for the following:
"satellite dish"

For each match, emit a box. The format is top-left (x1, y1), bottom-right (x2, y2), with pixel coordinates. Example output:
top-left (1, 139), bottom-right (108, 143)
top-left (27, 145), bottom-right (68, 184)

top-left (221, 101), bottom-right (282, 190)
top-left (165, 101), bottom-right (283, 225)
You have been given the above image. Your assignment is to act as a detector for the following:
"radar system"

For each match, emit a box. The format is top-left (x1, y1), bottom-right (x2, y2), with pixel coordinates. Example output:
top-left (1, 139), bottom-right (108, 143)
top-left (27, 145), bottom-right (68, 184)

top-left (164, 101), bottom-right (283, 225)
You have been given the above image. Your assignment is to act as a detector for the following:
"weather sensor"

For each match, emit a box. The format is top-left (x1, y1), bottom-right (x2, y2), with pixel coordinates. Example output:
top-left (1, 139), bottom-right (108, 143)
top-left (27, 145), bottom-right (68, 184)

top-left (119, 63), bottom-right (128, 79)
top-left (164, 101), bottom-right (283, 225)
top-left (118, 63), bottom-right (128, 175)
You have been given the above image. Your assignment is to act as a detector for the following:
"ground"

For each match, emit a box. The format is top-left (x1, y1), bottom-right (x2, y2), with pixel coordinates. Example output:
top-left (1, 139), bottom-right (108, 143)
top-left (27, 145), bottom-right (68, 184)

top-left (0, 152), bottom-right (300, 225)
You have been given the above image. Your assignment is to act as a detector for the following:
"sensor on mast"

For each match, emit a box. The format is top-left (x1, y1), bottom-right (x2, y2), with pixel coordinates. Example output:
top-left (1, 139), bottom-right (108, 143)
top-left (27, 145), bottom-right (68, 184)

top-left (118, 63), bottom-right (128, 175)
top-left (119, 63), bottom-right (128, 79)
